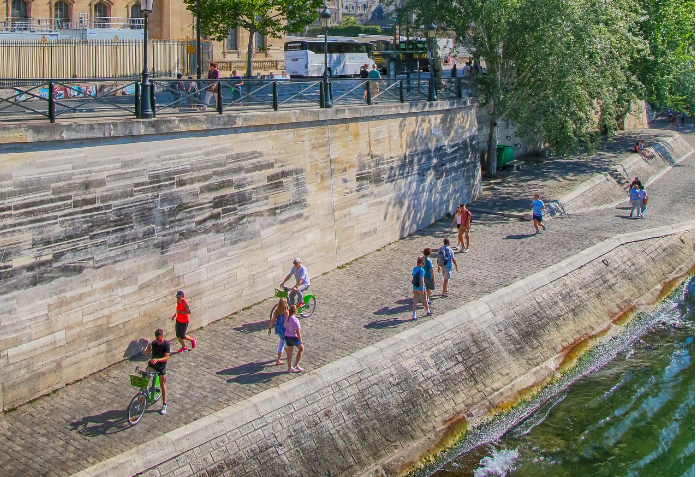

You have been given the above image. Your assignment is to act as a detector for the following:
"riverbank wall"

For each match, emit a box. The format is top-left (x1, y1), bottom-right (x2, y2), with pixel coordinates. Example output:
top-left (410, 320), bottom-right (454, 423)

top-left (0, 101), bottom-right (481, 411)
top-left (75, 222), bottom-right (695, 477)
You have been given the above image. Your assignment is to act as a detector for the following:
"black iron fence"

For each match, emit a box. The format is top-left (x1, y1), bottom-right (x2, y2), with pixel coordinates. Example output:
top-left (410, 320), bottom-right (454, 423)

top-left (0, 76), bottom-right (475, 123)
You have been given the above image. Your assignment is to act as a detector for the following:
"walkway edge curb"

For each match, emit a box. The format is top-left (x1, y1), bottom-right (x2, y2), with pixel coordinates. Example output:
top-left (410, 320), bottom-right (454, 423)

top-left (75, 222), bottom-right (695, 477)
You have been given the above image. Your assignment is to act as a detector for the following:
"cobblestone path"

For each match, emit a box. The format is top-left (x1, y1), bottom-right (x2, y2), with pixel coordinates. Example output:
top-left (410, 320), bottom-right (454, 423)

top-left (0, 124), bottom-right (692, 477)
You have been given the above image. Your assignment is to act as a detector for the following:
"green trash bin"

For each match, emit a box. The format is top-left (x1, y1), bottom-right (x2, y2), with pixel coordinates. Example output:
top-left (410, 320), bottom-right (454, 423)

top-left (496, 144), bottom-right (514, 168)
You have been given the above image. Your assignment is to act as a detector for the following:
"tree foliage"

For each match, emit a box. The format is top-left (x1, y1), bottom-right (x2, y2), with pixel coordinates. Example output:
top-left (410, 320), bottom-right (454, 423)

top-left (184, 0), bottom-right (324, 77)
top-left (634, 0), bottom-right (695, 114)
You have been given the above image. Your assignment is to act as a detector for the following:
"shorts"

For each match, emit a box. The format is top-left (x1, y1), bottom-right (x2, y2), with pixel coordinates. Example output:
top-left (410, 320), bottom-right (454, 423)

top-left (413, 286), bottom-right (423, 292)
top-left (441, 267), bottom-right (452, 279)
top-left (459, 225), bottom-right (470, 233)
top-left (147, 363), bottom-right (166, 376)
top-left (175, 320), bottom-right (189, 339)
top-left (424, 277), bottom-right (435, 291)
top-left (285, 336), bottom-right (302, 347)
top-left (533, 214), bottom-right (543, 223)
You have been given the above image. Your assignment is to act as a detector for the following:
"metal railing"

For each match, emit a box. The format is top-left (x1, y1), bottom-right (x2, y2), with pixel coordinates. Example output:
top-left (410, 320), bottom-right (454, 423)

top-left (0, 16), bottom-right (144, 32)
top-left (0, 76), bottom-right (472, 122)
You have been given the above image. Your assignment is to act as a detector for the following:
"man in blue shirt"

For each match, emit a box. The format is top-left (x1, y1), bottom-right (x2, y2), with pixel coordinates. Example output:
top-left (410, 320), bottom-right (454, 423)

top-left (281, 258), bottom-right (311, 306)
top-left (436, 239), bottom-right (458, 297)
top-left (367, 65), bottom-right (383, 101)
top-left (531, 193), bottom-right (546, 233)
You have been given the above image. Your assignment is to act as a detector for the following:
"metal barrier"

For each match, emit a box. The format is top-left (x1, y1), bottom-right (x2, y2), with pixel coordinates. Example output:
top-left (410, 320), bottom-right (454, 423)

top-left (0, 76), bottom-right (471, 122)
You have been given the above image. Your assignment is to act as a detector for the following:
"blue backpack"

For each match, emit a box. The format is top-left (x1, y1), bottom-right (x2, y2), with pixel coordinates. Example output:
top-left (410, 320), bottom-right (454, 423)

top-left (411, 268), bottom-right (423, 286)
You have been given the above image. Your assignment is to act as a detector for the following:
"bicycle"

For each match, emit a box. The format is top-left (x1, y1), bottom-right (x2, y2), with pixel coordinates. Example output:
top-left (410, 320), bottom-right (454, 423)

top-left (127, 366), bottom-right (163, 425)
top-left (271, 286), bottom-right (316, 319)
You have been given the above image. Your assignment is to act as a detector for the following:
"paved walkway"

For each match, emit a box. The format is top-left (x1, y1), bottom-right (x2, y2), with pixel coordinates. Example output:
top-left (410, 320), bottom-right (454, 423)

top-left (0, 123), bottom-right (693, 477)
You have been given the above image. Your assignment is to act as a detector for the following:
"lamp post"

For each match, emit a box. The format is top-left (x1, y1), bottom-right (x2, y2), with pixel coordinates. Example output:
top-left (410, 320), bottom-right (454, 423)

top-left (405, 11), bottom-right (414, 90)
top-left (320, 7), bottom-right (332, 108)
top-left (195, 0), bottom-right (201, 79)
top-left (392, 16), bottom-right (397, 78)
top-left (139, 0), bottom-right (154, 118)
top-left (427, 22), bottom-right (437, 101)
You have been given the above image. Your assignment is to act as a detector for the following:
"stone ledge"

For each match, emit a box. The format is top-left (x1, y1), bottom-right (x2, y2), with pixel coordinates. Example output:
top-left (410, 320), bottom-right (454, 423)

top-left (0, 100), bottom-right (473, 146)
top-left (74, 221), bottom-right (695, 477)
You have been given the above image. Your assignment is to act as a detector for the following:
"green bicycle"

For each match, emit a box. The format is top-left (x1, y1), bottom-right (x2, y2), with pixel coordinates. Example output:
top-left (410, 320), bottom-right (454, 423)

top-left (127, 366), bottom-right (162, 425)
top-left (271, 286), bottom-right (316, 319)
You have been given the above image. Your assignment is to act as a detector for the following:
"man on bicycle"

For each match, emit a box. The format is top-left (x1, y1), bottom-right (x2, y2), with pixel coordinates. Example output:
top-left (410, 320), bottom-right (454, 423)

top-left (144, 328), bottom-right (170, 415)
top-left (280, 258), bottom-right (311, 306)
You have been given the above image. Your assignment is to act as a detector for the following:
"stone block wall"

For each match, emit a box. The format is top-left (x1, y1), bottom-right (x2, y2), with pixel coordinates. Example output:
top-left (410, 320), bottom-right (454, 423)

top-left (0, 101), bottom-right (480, 410)
top-left (77, 224), bottom-right (695, 477)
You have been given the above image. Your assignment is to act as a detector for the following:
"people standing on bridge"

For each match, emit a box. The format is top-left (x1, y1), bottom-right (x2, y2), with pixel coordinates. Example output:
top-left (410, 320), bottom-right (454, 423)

top-left (629, 185), bottom-right (642, 218)
top-left (201, 62), bottom-right (220, 111)
top-left (437, 238), bottom-right (458, 297)
top-left (368, 65), bottom-right (383, 102)
top-left (360, 64), bottom-right (370, 101)
top-left (280, 258), bottom-right (310, 307)
top-left (144, 328), bottom-right (170, 415)
top-left (171, 290), bottom-right (196, 352)
top-left (268, 298), bottom-right (288, 365)
top-left (284, 305), bottom-right (304, 372)
top-left (230, 69), bottom-right (244, 103)
top-left (451, 63), bottom-right (458, 78)
top-left (412, 256), bottom-right (432, 320)
top-left (531, 193), bottom-right (546, 233)
top-left (170, 73), bottom-right (186, 109)
top-left (638, 186), bottom-right (648, 218)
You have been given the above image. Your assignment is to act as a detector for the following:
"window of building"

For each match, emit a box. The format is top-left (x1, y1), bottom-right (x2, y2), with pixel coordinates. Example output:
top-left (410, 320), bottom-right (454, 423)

top-left (94, 2), bottom-right (108, 19)
top-left (11, 0), bottom-right (28, 19)
top-left (54, 1), bottom-right (70, 28)
top-left (226, 28), bottom-right (237, 50)
top-left (254, 31), bottom-right (265, 50)
top-left (130, 4), bottom-right (142, 18)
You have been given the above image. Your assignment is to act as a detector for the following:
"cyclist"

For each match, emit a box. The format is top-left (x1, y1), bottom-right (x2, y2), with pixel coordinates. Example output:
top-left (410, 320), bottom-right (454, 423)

top-left (144, 328), bottom-right (170, 415)
top-left (172, 290), bottom-right (196, 352)
top-left (280, 258), bottom-right (311, 307)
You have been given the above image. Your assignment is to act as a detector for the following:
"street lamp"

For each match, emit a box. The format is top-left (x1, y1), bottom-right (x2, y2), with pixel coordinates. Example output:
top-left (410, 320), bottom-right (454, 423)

top-left (391, 16), bottom-right (397, 78)
top-left (139, 0), bottom-right (154, 118)
top-left (320, 7), bottom-right (332, 108)
top-left (196, 0), bottom-right (201, 79)
top-left (427, 22), bottom-right (437, 101)
top-left (405, 11), bottom-right (415, 89)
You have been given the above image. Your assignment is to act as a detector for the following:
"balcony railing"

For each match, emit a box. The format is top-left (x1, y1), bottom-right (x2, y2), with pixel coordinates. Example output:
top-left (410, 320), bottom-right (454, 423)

top-left (0, 16), bottom-right (144, 32)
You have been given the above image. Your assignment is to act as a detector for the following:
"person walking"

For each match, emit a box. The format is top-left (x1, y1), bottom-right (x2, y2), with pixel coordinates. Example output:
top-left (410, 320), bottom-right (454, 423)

top-left (437, 238), bottom-right (458, 297)
top-left (451, 205), bottom-right (463, 250)
top-left (269, 298), bottom-right (289, 365)
top-left (368, 64), bottom-right (382, 101)
top-left (629, 185), bottom-right (641, 218)
top-left (201, 62), bottom-right (220, 111)
top-left (144, 328), bottom-right (170, 415)
top-left (459, 204), bottom-right (472, 252)
top-left (171, 290), bottom-right (196, 353)
top-left (412, 256), bottom-right (432, 320)
top-left (284, 305), bottom-right (304, 372)
top-left (531, 193), bottom-right (546, 233)
top-left (230, 69), bottom-right (244, 103)
top-left (422, 248), bottom-right (436, 305)
top-left (638, 186), bottom-right (648, 218)
top-left (360, 64), bottom-right (370, 101)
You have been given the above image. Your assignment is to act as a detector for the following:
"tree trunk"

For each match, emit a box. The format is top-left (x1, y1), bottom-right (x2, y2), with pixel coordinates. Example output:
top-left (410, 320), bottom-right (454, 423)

top-left (484, 102), bottom-right (498, 177)
top-left (246, 23), bottom-right (255, 79)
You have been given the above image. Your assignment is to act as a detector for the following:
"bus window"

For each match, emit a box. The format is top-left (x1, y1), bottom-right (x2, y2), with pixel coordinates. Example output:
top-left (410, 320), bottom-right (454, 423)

top-left (284, 42), bottom-right (305, 51)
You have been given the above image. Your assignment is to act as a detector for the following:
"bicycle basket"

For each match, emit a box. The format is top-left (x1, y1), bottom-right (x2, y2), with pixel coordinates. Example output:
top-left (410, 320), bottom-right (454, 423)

top-left (274, 289), bottom-right (287, 298)
top-left (130, 375), bottom-right (149, 388)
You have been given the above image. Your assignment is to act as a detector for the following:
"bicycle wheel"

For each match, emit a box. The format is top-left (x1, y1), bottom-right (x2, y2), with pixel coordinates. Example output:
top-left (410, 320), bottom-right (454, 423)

top-left (300, 296), bottom-right (316, 318)
top-left (128, 392), bottom-right (148, 426)
top-left (270, 304), bottom-right (278, 321)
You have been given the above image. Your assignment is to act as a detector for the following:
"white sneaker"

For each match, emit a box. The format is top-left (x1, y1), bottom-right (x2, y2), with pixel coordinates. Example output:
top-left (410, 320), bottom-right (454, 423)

top-left (160, 404), bottom-right (167, 415)
top-left (412, 312), bottom-right (417, 320)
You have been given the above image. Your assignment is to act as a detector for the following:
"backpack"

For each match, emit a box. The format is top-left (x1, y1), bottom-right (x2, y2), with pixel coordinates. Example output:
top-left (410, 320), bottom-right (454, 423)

top-left (411, 268), bottom-right (423, 286)
top-left (437, 247), bottom-right (452, 267)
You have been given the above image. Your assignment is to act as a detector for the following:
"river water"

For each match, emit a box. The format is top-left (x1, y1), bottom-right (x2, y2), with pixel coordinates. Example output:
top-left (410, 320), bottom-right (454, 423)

top-left (425, 278), bottom-right (695, 477)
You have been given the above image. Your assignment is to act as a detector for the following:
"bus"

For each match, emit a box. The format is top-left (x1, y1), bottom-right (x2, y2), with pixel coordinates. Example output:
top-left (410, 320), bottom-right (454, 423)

top-left (284, 40), bottom-right (373, 77)
top-left (371, 38), bottom-right (429, 75)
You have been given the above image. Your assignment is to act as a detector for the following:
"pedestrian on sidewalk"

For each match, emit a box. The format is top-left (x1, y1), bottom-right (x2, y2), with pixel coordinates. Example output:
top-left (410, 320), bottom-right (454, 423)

top-left (422, 248), bottom-right (436, 304)
top-left (638, 186), bottom-right (648, 218)
top-left (437, 239), bottom-right (458, 296)
top-left (629, 185), bottom-right (641, 218)
top-left (284, 305), bottom-right (304, 372)
top-left (531, 193), bottom-right (546, 233)
top-left (451, 205), bottom-right (463, 249)
top-left (171, 290), bottom-right (196, 353)
top-left (144, 328), bottom-right (170, 415)
top-left (201, 62), bottom-right (220, 111)
top-left (268, 298), bottom-right (288, 365)
top-left (412, 256), bottom-right (432, 320)
top-left (459, 204), bottom-right (471, 252)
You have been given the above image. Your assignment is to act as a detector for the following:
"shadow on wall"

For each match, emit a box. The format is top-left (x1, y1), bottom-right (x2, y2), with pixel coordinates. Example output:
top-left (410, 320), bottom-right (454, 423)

top-left (123, 338), bottom-right (149, 359)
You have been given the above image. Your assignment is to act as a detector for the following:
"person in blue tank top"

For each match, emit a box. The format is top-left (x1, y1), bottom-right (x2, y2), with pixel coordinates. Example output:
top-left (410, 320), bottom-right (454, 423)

top-left (268, 298), bottom-right (289, 365)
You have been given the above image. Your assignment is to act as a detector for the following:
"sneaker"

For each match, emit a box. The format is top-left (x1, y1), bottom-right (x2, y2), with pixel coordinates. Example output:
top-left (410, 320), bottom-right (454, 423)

top-left (191, 337), bottom-right (196, 349)
top-left (160, 404), bottom-right (167, 415)
top-left (541, 224), bottom-right (546, 230)
top-left (412, 312), bottom-right (417, 320)
top-left (293, 366), bottom-right (304, 372)
top-left (427, 300), bottom-right (433, 305)
top-left (426, 311), bottom-right (433, 316)
top-left (463, 248), bottom-right (469, 253)
top-left (177, 347), bottom-right (188, 353)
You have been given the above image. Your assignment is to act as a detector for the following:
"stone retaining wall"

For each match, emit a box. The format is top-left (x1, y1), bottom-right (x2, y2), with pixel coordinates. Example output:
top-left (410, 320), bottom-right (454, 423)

top-left (74, 223), bottom-right (694, 477)
top-left (0, 101), bottom-right (481, 410)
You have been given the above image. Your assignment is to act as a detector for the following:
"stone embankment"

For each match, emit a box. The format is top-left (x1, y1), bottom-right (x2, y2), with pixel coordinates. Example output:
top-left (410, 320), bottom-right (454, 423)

top-left (75, 222), bottom-right (694, 477)
top-left (0, 101), bottom-right (481, 411)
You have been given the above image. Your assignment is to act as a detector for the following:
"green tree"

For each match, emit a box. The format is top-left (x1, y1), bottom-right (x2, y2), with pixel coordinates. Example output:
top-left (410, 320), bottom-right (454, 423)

top-left (396, 0), bottom-right (644, 176)
top-left (184, 0), bottom-right (325, 78)
top-left (634, 0), bottom-right (695, 115)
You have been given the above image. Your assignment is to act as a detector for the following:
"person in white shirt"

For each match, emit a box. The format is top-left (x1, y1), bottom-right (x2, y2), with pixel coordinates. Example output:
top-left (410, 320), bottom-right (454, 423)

top-left (280, 258), bottom-right (311, 306)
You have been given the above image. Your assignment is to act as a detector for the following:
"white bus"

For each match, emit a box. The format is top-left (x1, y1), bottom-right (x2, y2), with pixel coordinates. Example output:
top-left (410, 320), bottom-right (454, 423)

top-left (283, 40), bottom-right (373, 77)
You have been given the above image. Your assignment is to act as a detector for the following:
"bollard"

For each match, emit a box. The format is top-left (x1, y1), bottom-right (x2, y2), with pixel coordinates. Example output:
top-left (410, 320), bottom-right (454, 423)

top-left (150, 83), bottom-right (156, 118)
top-left (135, 82), bottom-right (141, 119)
top-left (366, 80), bottom-right (372, 105)
top-left (48, 82), bottom-right (56, 123)
top-left (319, 81), bottom-right (325, 108)
top-left (217, 81), bottom-right (223, 114)
top-left (457, 77), bottom-right (463, 99)
top-left (272, 81), bottom-right (278, 111)
top-left (399, 79), bottom-right (404, 103)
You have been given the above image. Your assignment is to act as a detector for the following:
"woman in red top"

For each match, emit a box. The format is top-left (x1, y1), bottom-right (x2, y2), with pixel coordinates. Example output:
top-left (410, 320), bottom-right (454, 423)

top-left (172, 290), bottom-right (197, 352)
